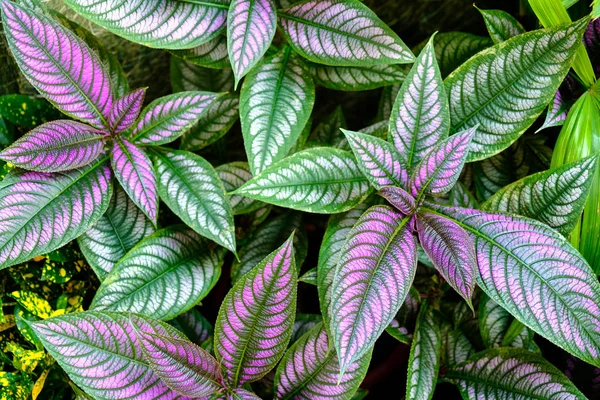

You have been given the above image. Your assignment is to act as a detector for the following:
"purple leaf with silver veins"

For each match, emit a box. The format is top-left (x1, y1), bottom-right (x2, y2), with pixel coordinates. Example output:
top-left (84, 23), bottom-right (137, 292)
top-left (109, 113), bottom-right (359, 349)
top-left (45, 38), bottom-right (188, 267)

top-left (379, 186), bottom-right (416, 215)
top-left (109, 88), bottom-right (146, 134)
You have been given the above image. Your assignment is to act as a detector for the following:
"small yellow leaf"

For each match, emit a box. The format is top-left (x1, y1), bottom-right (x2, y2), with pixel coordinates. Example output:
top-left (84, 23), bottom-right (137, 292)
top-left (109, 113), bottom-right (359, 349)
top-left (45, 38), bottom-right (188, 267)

top-left (31, 370), bottom-right (50, 400)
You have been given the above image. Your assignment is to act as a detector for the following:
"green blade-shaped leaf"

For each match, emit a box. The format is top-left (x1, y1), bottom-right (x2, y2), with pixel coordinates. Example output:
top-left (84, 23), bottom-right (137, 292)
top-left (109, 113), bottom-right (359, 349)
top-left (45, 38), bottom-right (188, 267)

top-left (216, 161), bottom-right (263, 215)
top-left (0, 157), bottom-right (112, 269)
top-left (78, 183), bottom-right (155, 281)
top-left (446, 19), bottom-right (587, 162)
top-left (481, 156), bottom-right (597, 236)
top-left (63, 0), bottom-right (229, 49)
top-left (445, 349), bottom-right (585, 399)
top-left (406, 302), bottom-right (441, 400)
top-left (240, 46), bottom-right (315, 174)
top-left (309, 63), bottom-right (406, 91)
top-left (390, 36), bottom-right (450, 171)
top-left (477, 7), bottom-right (526, 44)
top-left (170, 35), bottom-right (230, 70)
top-left (278, 0), bottom-right (414, 66)
top-left (214, 235), bottom-right (297, 387)
top-left (91, 226), bottom-right (223, 320)
top-left (234, 147), bottom-right (372, 214)
top-left (153, 148), bottom-right (236, 253)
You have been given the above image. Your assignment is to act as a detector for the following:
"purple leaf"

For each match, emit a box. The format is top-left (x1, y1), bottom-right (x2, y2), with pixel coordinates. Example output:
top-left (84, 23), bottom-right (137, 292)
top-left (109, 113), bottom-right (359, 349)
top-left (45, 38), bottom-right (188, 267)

top-left (274, 323), bottom-right (371, 400)
top-left (536, 90), bottom-right (568, 133)
top-left (130, 315), bottom-right (223, 398)
top-left (330, 205), bottom-right (417, 375)
top-left (109, 88), bottom-right (146, 134)
top-left (342, 129), bottom-right (408, 189)
top-left (410, 127), bottom-right (475, 198)
top-left (1, 1), bottom-right (113, 129)
top-left (111, 137), bottom-right (158, 224)
top-left (379, 186), bottom-right (416, 215)
top-left (0, 120), bottom-right (105, 172)
top-left (0, 158), bottom-right (112, 269)
top-left (131, 92), bottom-right (221, 146)
top-left (417, 212), bottom-right (477, 308)
top-left (214, 234), bottom-right (297, 387)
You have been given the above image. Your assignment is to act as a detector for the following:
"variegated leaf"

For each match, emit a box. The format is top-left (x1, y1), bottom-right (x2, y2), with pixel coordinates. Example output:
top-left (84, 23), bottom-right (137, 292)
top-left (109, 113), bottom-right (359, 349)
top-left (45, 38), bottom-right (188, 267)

top-left (478, 295), bottom-right (531, 349)
top-left (153, 148), bottom-right (236, 253)
top-left (290, 314), bottom-right (322, 345)
top-left (481, 156), bottom-right (597, 236)
top-left (91, 226), bottom-right (223, 320)
top-left (318, 202), bottom-right (373, 329)
top-left (0, 120), bottom-right (105, 172)
top-left (132, 92), bottom-right (222, 146)
top-left (389, 36), bottom-right (450, 171)
top-left (240, 47), bottom-right (315, 174)
top-left (216, 162), bottom-right (263, 215)
top-left (426, 204), bottom-right (600, 367)
top-left (342, 129), bottom-right (408, 189)
top-left (445, 349), bottom-right (585, 399)
top-left (30, 311), bottom-right (189, 399)
top-left (168, 308), bottom-right (213, 345)
top-left (170, 57), bottom-right (234, 93)
top-left (234, 147), bottom-right (372, 214)
top-left (448, 182), bottom-right (478, 209)
top-left (214, 235), bottom-right (297, 387)
top-left (130, 315), bottom-right (222, 398)
top-left (299, 269), bottom-right (317, 286)
top-left (1, 1), bottom-right (113, 129)
top-left (537, 90), bottom-right (569, 133)
top-left (309, 63), bottom-right (406, 91)
top-left (440, 320), bottom-right (475, 366)
top-left (477, 8), bottom-right (526, 44)
top-left (278, 0), bottom-right (414, 66)
top-left (410, 127), bottom-right (475, 197)
top-left (417, 212), bottom-right (476, 307)
top-left (63, 0), bottom-right (229, 49)
top-left (446, 19), bottom-right (587, 162)
top-left (0, 158), bottom-right (112, 269)
top-left (310, 106), bottom-right (347, 148)
top-left (227, 0), bottom-right (277, 87)
top-left (78, 183), bottom-right (155, 281)
top-left (378, 186), bottom-right (415, 215)
top-left (386, 287), bottom-right (420, 345)
top-left (111, 137), bottom-right (158, 224)
top-left (330, 205), bottom-right (417, 374)
top-left (406, 303), bottom-right (441, 400)
top-left (109, 89), bottom-right (145, 134)
top-left (170, 35), bottom-right (230, 70)
top-left (274, 323), bottom-right (371, 400)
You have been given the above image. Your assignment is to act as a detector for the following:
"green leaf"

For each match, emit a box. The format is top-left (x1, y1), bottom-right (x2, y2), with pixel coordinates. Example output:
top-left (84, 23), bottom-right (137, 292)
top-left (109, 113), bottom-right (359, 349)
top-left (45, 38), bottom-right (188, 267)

top-left (170, 56), bottom-right (233, 92)
top-left (478, 295), bottom-right (532, 349)
top-left (0, 95), bottom-right (61, 128)
top-left (445, 19), bottom-right (588, 162)
top-left (170, 35), bottom-right (230, 70)
top-left (240, 46), bottom-right (315, 174)
top-left (440, 320), bottom-right (475, 367)
top-left (477, 7), bottom-right (526, 44)
top-left (216, 161), bottom-right (264, 215)
top-left (309, 63), bottom-right (406, 91)
top-left (445, 349), bottom-right (585, 399)
top-left (481, 156), bottom-right (597, 236)
top-left (234, 147), bottom-right (373, 213)
top-left (153, 148), bottom-right (236, 253)
top-left (91, 226), bottom-right (224, 320)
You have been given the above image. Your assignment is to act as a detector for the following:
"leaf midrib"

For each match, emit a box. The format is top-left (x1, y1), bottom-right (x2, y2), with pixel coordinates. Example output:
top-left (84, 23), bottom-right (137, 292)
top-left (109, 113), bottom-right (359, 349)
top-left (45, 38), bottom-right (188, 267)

top-left (8, 135), bottom-right (104, 156)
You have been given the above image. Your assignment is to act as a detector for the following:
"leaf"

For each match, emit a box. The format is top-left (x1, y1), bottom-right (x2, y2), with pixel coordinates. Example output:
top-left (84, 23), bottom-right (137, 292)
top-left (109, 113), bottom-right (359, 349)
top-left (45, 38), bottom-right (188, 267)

top-left (180, 94), bottom-right (240, 151)
top-left (278, 0), bottom-right (414, 66)
top-left (1, 1), bottom-right (113, 129)
top-left (389, 36), bottom-right (450, 171)
top-left (537, 90), bottom-right (569, 133)
top-left (309, 63), bottom-right (406, 91)
top-left (0, 94), bottom-right (62, 128)
top-left (91, 226), bottom-right (223, 320)
top-left (448, 182), bottom-right (478, 209)
top-left (168, 308), bottom-right (213, 345)
top-left (235, 147), bottom-right (372, 214)
top-left (440, 320), bottom-right (475, 366)
top-left (78, 183), bottom-right (155, 281)
top-left (0, 158), bottom-right (112, 269)
top-left (132, 91), bottom-right (222, 146)
top-left (274, 323), bottom-right (371, 400)
top-left (214, 235), bottom-right (297, 387)
top-left (410, 127), bottom-right (475, 197)
top-left (240, 47), bottom-right (315, 174)
top-left (170, 57), bottom-right (234, 93)
top-left (0, 120), bottom-right (105, 172)
top-left (330, 205), bottom-right (417, 374)
top-left (426, 205), bottom-right (600, 368)
top-left (153, 148), bottom-right (236, 253)
top-left (30, 311), bottom-right (190, 399)
top-left (478, 295), bottom-right (530, 349)
top-left (130, 314), bottom-right (222, 398)
top-left (290, 314), bottom-right (322, 345)
top-left (298, 268), bottom-right (317, 286)
top-left (445, 349), bottom-right (586, 399)
top-left (386, 287), bottom-right (420, 345)
top-left (109, 89), bottom-right (145, 134)
top-left (417, 212), bottom-right (476, 307)
top-left (477, 8), bottom-right (526, 44)
top-left (406, 303), bottom-right (441, 400)
top-left (310, 106), bottom-right (347, 148)
top-left (378, 186), bottom-right (415, 215)
top-left (445, 19), bottom-right (587, 162)
top-left (63, 0), bottom-right (229, 50)
top-left (318, 202), bottom-right (373, 329)
top-left (342, 129), bottom-right (408, 189)
top-left (170, 35), bottom-right (230, 70)
top-left (111, 137), bottom-right (158, 224)
top-left (216, 162), bottom-right (263, 215)
top-left (227, 0), bottom-right (277, 87)
top-left (481, 156), bottom-right (597, 236)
